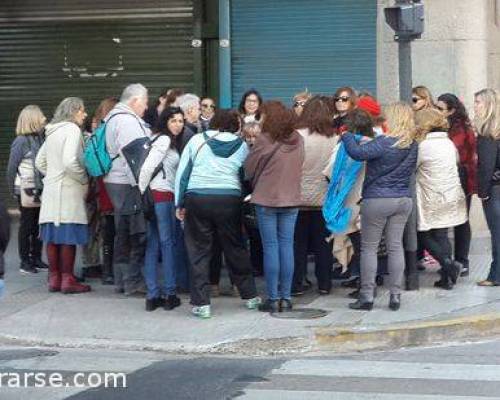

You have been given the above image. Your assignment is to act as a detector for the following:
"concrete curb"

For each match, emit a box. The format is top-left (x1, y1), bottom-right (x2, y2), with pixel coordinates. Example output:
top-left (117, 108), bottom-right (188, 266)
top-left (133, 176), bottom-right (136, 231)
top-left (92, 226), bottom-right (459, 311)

top-left (2, 313), bottom-right (500, 356)
top-left (314, 312), bottom-right (500, 353)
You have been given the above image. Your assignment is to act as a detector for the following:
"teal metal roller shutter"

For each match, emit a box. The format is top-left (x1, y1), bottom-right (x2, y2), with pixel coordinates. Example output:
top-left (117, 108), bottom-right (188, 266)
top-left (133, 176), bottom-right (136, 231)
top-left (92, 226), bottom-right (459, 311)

top-left (230, 0), bottom-right (377, 107)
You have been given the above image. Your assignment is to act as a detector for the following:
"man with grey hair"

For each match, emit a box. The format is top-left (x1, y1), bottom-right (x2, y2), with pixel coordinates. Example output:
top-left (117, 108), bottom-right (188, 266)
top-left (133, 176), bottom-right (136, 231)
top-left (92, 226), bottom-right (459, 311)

top-left (175, 93), bottom-right (201, 153)
top-left (104, 83), bottom-right (151, 297)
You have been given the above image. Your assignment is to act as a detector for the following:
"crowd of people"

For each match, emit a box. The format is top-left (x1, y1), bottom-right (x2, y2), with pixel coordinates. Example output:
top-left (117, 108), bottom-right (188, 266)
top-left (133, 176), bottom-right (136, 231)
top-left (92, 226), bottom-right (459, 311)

top-left (4, 83), bottom-right (500, 318)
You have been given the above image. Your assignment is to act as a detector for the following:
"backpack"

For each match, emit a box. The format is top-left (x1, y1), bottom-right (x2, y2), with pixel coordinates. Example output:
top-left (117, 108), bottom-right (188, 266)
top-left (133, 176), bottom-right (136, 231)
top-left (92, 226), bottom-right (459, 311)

top-left (121, 134), bottom-right (165, 221)
top-left (83, 112), bottom-right (129, 177)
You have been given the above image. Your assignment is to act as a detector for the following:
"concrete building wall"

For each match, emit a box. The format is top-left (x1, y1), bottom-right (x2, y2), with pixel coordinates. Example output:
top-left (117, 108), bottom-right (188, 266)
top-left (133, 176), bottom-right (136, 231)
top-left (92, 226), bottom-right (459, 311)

top-left (377, 0), bottom-right (497, 234)
top-left (377, 0), bottom-right (495, 111)
top-left (488, 0), bottom-right (500, 89)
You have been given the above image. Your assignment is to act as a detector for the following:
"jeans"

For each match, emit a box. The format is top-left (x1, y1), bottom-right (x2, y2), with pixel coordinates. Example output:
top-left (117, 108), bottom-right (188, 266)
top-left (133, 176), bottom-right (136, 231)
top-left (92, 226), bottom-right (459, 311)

top-left (256, 206), bottom-right (299, 301)
top-left (184, 194), bottom-right (257, 306)
top-left (144, 201), bottom-right (178, 299)
top-left (483, 186), bottom-right (500, 283)
top-left (360, 198), bottom-right (412, 302)
top-left (293, 210), bottom-right (333, 292)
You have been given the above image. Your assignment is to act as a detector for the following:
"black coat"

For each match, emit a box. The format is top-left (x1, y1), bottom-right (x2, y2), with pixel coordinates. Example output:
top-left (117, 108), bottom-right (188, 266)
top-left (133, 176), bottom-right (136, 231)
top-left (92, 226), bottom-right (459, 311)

top-left (0, 199), bottom-right (10, 278)
top-left (477, 136), bottom-right (500, 199)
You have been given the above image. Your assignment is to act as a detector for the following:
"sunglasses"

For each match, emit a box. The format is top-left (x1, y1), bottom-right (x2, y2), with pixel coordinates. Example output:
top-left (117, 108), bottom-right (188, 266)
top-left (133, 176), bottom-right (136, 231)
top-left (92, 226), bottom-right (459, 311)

top-left (293, 101), bottom-right (306, 108)
top-left (335, 96), bottom-right (350, 103)
top-left (412, 97), bottom-right (421, 103)
top-left (201, 104), bottom-right (216, 109)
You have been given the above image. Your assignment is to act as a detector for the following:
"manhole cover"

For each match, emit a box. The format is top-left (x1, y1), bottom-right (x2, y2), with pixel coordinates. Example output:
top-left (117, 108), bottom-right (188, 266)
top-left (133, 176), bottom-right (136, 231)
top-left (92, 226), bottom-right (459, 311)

top-left (270, 308), bottom-right (328, 319)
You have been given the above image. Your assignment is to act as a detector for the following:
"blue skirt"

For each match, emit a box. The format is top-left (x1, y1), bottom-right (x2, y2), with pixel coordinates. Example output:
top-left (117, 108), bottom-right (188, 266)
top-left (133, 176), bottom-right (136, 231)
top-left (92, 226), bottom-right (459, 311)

top-left (40, 223), bottom-right (89, 245)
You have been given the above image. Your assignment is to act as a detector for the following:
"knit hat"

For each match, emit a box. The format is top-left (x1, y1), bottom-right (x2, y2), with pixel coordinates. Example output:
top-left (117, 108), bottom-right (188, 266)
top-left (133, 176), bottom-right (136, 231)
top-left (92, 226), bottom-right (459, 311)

top-left (357, 96), bottom-right (381, 118)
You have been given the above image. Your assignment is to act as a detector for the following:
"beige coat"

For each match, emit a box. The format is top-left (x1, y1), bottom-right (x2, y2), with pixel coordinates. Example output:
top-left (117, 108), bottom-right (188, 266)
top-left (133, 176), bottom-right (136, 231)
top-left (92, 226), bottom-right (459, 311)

top-left (416, 132), bottom-right (467, 231)
top-left (298, 128), bottom-right (338, 207)
top-left (35, 122), bottom-right (88, 226)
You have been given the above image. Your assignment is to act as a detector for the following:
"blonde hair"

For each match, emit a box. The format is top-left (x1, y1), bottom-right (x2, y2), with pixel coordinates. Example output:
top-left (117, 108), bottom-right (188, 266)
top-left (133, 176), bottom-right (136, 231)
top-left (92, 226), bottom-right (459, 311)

top-left (474, 88), bottom-right (500, 140)
top-left (15, 105), bottom-right (46, 135)
top-left (412, 85), bottom-right (435, 109)
top-left (414, 108), bottom-right (449, 140)
top-left (383, 102), bottom-right (417, 149)
top-left (293, 89), bottom-right (312, 103)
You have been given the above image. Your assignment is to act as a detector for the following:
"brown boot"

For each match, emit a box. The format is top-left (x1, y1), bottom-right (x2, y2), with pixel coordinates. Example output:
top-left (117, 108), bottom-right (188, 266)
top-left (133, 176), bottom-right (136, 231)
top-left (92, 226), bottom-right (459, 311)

top-left (48, 263), bottom-right (61, 292)
top-left (61, 272), bottom-right (91, 294)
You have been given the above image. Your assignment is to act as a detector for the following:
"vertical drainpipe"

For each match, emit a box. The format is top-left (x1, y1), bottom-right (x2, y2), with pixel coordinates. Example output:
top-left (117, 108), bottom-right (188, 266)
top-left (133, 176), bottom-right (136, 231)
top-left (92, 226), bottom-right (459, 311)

top-left (218, 0), bottom-right (232, 108)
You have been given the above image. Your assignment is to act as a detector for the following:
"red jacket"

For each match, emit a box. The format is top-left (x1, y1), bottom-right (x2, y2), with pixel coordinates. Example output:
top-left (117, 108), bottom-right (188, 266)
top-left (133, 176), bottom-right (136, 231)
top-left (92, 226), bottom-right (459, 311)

top-left (448, 122), bottom-right (477, 196)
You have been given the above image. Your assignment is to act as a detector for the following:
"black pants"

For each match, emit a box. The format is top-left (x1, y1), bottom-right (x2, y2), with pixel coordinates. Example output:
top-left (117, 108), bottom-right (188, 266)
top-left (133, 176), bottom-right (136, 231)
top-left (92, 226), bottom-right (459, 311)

top-left (209, 238), bottom-right (234, 286)
top-left (18, 206), bottom-right (42, 263)
top-left (184, 194), bottom-right (257, 306)
top-left (418, 228), bottom-right (451, 266)
top-left (293, 209), bottom-right (333, 292)
top-left (454, 195), bottom-right (472, 266)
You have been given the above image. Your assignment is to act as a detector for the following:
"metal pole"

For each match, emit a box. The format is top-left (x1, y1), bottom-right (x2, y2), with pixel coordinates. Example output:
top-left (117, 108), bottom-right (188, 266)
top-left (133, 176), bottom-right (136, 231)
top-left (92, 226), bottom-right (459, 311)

top-left (398, 39), bottom-right (412, 102)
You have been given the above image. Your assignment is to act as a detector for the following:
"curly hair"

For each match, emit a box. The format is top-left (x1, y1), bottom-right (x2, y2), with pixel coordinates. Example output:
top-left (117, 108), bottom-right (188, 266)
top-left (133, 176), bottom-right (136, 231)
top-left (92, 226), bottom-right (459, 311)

top-left (295, 95), bottom-right (334, 137)
top-left (261, 101), bottom-right (296, 142)
top-left (437, 93), bottom-right (472, 131)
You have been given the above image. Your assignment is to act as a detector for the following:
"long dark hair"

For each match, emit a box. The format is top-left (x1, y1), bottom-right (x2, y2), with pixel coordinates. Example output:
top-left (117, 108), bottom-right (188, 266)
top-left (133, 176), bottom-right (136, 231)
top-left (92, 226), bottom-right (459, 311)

top-left (238, 89), bottom-right (263, 120)
top-left (154, 106), bottom-right (184, 151)
top-left (295, 95), bottom-right (334, 137)
top-left (437, 93), bottom-right (472, 131)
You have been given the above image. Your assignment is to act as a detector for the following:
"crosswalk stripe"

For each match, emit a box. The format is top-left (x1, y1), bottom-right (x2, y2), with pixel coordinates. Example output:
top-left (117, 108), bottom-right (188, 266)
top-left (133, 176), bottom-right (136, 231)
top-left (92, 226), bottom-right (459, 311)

top-left (272, 360), bottom-right (500, 382)
top-left (237, 390), bottom-right (497, 400)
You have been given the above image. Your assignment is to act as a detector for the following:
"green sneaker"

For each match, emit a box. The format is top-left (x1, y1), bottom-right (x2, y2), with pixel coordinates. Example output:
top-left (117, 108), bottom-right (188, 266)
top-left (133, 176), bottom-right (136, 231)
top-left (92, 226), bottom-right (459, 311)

top-left (246, 296), bottom-right (262, 310)
top-left (192, 305), bottom-right (211, 319)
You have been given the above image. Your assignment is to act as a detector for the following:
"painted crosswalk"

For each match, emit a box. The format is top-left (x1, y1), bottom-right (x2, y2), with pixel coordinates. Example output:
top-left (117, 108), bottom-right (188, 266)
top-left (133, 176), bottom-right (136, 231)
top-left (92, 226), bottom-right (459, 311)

top-left (237, 359), bottom-right (500, 399)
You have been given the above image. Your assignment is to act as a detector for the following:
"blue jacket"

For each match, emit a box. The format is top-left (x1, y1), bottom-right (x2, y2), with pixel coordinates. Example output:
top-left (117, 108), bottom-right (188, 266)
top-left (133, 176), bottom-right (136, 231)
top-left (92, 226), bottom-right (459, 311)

top-left (175, 130), bottom-right (248, 207)
top-left (342, 133), bottom-right (417, 199)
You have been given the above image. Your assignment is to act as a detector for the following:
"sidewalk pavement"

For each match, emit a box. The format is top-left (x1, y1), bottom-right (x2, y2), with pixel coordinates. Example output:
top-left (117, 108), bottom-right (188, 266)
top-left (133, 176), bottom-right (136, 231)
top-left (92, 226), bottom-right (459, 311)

top-left (0, 220), bottom-right (498, 356)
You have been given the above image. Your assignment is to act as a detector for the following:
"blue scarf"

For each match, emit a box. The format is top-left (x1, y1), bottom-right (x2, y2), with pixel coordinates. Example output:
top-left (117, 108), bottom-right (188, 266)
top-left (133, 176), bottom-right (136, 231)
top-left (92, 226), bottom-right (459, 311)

top-left (323, 136), bottom-right (363, 234)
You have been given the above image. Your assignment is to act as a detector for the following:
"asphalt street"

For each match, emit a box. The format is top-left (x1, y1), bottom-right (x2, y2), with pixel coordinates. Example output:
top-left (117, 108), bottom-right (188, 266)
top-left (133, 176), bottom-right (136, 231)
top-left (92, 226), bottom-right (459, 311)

top-left (2, 339), bottom-right (500, 399)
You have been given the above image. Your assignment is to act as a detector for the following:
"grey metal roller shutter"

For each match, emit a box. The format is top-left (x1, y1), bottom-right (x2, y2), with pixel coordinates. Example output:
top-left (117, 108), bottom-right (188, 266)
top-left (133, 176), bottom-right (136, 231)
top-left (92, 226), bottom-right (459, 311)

top-left (0, 0), bottom-right (193, 206)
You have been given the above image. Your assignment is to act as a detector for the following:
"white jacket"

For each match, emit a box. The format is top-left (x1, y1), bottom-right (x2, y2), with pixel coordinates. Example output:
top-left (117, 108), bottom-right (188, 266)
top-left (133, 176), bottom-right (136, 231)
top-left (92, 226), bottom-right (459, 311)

top-left (416, 132), bottom-right (467, 231)
top-left (103, 103), bottom-right (151, 186)
top-left (35, 122), bottom-right (88, 226)
top-left (138, 135), bottom-right (179, 194)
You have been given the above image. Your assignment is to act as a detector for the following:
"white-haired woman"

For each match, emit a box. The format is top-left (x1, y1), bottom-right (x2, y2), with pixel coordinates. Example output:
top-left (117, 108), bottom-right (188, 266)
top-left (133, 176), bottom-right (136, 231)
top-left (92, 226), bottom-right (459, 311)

top-left (7, 105), bottom-right (47, 274)
top-left (36, 97), bottom-right (91, 294)
top-left (475, 89), bottom-right (500, 287)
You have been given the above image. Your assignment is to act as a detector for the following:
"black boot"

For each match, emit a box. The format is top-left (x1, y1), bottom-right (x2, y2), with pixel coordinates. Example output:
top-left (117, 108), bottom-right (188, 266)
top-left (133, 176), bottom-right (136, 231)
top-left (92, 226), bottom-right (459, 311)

top-left (258, 299), bottom-right (279, 313)
top-left (101, 243), bottom-right (114, 285)
top-left (434, 268), bottom-right (453, 290)
top-left (389, 294), bottom-right (401, 311)
top-left (444, 258), bottom-right (461, 285)
top-left (404, 251), bottom-right (419, 291)
top-left (279, 299), bottom-right (293, 312)
top-left (348, 300), bottom-right (373, 311)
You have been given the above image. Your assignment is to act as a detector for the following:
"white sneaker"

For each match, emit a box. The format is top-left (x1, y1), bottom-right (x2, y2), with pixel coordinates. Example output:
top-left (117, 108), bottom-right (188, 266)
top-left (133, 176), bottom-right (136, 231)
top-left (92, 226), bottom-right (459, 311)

top-left (245, 296), bottom-right (262, 310)
top-left (192, 305), bottom-right (211, 319)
